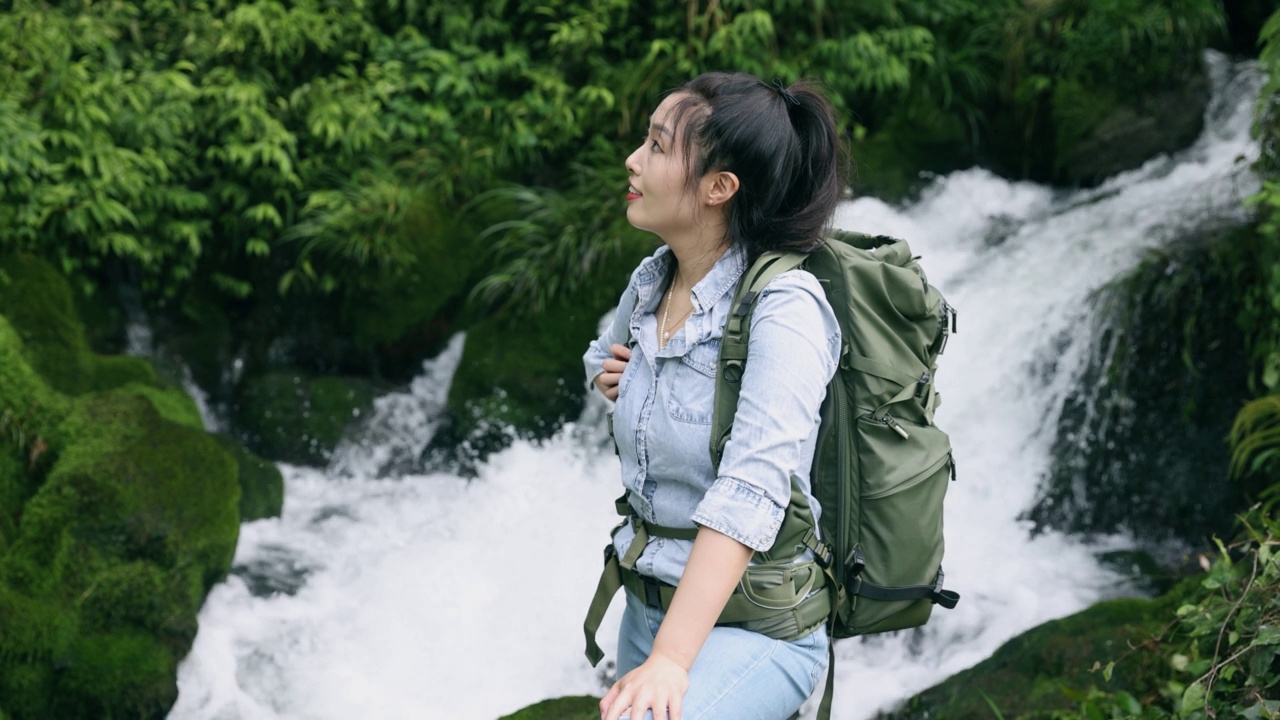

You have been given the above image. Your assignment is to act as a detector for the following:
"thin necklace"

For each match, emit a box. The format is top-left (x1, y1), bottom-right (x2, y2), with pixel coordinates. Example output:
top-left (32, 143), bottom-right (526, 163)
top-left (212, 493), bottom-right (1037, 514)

top-left (659, 276), bottom-right (694, 349)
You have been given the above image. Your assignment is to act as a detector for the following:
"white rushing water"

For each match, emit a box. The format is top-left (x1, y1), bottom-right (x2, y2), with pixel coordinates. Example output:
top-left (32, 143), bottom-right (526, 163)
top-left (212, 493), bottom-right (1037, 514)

top-left (171, 53), bottom-right (1261, 720)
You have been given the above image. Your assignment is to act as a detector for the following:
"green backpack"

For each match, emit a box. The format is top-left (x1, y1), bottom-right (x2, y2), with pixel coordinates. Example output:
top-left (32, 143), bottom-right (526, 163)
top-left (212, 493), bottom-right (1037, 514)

top-left (716, 229), bottom-right (959, 640)
top-left (714, 230), bottom-right (960, 717)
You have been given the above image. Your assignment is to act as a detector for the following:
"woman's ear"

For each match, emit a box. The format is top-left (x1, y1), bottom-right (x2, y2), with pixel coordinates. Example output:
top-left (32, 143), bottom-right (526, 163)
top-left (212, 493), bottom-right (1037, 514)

top-left (704, 171), bottom-right (740, 206)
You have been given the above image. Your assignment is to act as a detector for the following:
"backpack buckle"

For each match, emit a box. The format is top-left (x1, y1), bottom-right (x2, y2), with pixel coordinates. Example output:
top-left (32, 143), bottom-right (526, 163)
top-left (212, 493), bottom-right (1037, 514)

top-left (846, 546), bottom-right (866, 578)
top-left (643, 575), bottom-right (664, 608)
top-left (723, 360), bottom-right (744, 384)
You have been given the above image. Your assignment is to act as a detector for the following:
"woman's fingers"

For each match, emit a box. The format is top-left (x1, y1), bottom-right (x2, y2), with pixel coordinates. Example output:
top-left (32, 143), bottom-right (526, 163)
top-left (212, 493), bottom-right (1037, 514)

top-left (595, 352), bottom-right (630, 401)
top-left (610, 343), bottom-right (632, 361)
top-left (599, 683), bottom-right (621, 718)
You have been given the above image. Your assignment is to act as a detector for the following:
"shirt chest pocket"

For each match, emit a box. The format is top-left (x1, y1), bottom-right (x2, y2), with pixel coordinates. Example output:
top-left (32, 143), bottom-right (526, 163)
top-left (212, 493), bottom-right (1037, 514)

top-left (667, 342), bottom-right (719, 425)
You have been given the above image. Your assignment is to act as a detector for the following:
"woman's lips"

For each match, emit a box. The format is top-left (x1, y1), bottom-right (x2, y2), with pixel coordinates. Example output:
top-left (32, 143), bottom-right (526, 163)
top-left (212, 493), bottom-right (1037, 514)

top-left (626, 193), bottom-right (642, 201)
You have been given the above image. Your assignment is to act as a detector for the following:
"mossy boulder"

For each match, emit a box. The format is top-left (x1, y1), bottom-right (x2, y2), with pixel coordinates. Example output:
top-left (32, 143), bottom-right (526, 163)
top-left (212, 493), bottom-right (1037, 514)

top-left (340, 196), bottom-right (481, 375)
top-left (1029, 226), bottom-right (1255, 552)
top-left (0, 254), bottom-right (157, 396)
top-left (0, 254), bottom-right (249, 718)
top-left (0, 388), bottom-right (241, 718)
top-left (231, 370), bottom-right (377, 466)
top-left (498, 695), bottom-right (601, 720)
top-left (424, 293), bottom-right (600, 474)
top-left (214, 433), bottom-right (284, 521)
top-left (884, 596), bottom-right (1176, 719)
top-left (1053, 69), bottom-right (1210, 187)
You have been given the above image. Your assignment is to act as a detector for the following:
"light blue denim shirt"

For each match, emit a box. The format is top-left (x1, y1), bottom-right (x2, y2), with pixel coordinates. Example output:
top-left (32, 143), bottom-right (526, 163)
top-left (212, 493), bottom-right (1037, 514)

top-left (584, 243), bottom-right (841, 588)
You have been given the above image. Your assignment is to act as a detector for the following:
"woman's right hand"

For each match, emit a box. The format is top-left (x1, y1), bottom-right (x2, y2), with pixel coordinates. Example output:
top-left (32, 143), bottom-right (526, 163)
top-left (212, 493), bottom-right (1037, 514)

top-left (593, 343), bottom-right (632, 401)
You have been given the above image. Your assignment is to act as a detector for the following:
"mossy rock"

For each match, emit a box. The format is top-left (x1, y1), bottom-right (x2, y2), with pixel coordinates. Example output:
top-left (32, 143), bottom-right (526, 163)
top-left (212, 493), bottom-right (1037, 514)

top-left (342, 196), bottom-right (479, 356)
top-left (884, 597), bottom-right (1174, 719)
top-left (498, 695), bottom-right (601, 720)
top-left (851, 101), bottom-right (976, 204)
top-left (0, 390), bottom-right (240, 718)
top-left (1029, 227), bottom-right (1254, 551)
top-left (429, 295), bottom-right (597, 473)
top-left (232, 370), bottom-right (377, 466)
top-left (0, 254), bottom-right (158, 396)
top-left (214, 434), bottom-right (284, 521)
top-left (1053, 70), bottom-right (1210, 187)
top-left (0, 258), bottom-right (248, 718)
top-left (0, 314), bottom-right (70, 551)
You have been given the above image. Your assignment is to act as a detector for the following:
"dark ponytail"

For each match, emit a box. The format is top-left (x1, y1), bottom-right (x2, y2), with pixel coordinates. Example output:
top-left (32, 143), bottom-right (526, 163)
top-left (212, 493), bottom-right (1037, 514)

top-left (665, 72), bottom-right (847, 258)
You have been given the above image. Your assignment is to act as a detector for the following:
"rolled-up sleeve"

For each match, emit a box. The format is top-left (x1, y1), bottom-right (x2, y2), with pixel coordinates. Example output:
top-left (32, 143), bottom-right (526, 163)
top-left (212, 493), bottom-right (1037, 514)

top-left (690, 270), bottom-right (840, 551)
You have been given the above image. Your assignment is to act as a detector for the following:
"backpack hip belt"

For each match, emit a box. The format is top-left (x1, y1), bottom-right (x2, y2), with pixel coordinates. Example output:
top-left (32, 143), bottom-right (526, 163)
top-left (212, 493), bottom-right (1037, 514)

top-left (583, 493), bottom-right (833, 667)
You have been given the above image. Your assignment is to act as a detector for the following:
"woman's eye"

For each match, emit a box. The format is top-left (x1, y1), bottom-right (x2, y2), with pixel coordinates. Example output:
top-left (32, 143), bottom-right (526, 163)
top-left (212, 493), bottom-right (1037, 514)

top-left (650, 139), bottom-right (662, 153)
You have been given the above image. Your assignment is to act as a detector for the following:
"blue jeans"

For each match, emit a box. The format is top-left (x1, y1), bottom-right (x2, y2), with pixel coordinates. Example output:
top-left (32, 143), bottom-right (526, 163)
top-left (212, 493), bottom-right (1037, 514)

top-left (616, 589), bottom-right (829, 720)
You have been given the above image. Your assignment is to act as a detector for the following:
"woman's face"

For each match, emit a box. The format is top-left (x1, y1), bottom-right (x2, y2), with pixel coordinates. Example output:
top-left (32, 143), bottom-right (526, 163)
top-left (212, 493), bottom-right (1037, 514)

top-left (624, 92), bottom-right (702, 239)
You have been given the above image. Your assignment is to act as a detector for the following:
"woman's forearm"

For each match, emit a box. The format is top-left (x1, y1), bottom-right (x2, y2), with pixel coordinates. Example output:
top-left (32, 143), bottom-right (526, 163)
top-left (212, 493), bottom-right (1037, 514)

top-left (650, 526), bottom-right (754, 670)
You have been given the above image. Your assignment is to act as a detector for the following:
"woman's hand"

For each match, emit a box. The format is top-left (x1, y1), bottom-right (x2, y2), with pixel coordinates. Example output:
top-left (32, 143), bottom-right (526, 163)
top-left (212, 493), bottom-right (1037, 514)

top-left (600, 652), bottom-right (689, 720)
top-left (593, 343), bottom-right (632, 401)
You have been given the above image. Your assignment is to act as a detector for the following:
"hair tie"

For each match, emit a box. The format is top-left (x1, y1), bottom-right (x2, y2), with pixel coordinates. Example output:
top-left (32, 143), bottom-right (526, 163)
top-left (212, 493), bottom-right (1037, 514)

top-left (771, 78), bottom-right (800, 106)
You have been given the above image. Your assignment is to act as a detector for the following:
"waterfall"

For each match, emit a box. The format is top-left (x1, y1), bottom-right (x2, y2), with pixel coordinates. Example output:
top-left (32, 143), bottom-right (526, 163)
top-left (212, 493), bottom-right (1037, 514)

top-left (169, 52), bottom-right (1261, 720)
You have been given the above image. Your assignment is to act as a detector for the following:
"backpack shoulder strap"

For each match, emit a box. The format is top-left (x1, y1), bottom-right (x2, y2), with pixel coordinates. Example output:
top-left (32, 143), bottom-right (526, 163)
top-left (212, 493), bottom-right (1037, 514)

top-left (710, 250), bottom-right (808, 469)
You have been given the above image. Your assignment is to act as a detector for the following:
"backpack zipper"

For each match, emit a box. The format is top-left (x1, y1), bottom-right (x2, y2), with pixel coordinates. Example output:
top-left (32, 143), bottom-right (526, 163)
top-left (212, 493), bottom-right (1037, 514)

top-left (881, 413), bottom-right (910, 439)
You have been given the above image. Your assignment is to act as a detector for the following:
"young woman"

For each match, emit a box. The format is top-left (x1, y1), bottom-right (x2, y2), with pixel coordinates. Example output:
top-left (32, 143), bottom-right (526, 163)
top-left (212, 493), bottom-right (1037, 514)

top-left (583, 72), bottom-right (846, 720)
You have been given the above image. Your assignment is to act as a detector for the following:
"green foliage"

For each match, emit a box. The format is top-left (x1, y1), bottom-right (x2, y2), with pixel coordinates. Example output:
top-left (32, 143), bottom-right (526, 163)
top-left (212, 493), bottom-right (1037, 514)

top-left (1166, 513), bottom-right (1280, 720)
top-left (1231, 395), bottom-right (1280, 480)
top-left (0, 0), bottom-right (1232, 349)
top-left (0, 0), bottom-right (958, 327)
top-left (498, 695), bottom-right (601, 720)
top-left (467, 154), bottom-right (648, 319)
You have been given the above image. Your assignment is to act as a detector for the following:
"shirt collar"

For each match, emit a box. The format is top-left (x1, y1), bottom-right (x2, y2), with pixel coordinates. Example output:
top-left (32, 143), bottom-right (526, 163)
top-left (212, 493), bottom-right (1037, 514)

top-left (631, 243), bottom-right (747, 313)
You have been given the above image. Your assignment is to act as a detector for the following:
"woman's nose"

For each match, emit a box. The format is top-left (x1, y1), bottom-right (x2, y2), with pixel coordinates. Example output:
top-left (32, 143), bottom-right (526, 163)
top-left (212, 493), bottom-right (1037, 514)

top-left (624, 146), bottom-right (641, 176)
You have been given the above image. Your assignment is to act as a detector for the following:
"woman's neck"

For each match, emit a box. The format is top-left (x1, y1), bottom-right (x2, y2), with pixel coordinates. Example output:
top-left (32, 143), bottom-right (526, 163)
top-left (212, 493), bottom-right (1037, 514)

top-left (665, 228), bottom-right (729, 293)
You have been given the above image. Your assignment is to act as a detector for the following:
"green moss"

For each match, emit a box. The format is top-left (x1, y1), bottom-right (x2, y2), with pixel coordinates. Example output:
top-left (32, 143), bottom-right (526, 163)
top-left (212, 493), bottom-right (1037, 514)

top-left (214, 434), bottom-right (284, 520)
top-left (0, 254), bottom-right (161, 397)
top-left (115, 382), bottom-right (204, 430)
top-left (891, 598), bottom-right (1172, 719)
top-left (56, 630), bottom-right (176, 719)
top-left (0, 254), bottom-right (95, 395)
top-left (232, 370), bottom-right (377, 465)
top-left (0, 585), bottom-right (76, 663)
top-left (343, 197), bottom-right (478, 349)
top-left (445, 295), bottom-right (594, 442)
top-left (0, 390), bottom-right (240, 717)
top-left (0, 450), bottom-right (24, 551)
top-left (498, 695), bottom-right (601, 720)
top-left (0, 315), bottom-right (71, 441)
top-left (54, 392), bottom-right (240, 588)
top-left (0, 265), bottom-right (244, 718)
